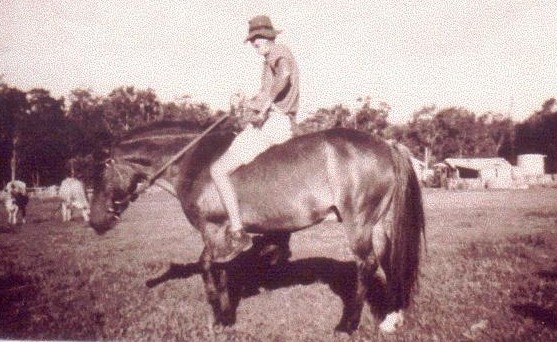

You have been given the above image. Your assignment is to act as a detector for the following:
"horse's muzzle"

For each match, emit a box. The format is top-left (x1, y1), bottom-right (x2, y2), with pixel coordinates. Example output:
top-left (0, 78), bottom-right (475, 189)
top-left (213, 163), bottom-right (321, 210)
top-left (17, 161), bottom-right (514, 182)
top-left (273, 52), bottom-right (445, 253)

top-left (89, 200), bottom-right (120, 234)
top-left (89, 219), bottom-right (114, 235)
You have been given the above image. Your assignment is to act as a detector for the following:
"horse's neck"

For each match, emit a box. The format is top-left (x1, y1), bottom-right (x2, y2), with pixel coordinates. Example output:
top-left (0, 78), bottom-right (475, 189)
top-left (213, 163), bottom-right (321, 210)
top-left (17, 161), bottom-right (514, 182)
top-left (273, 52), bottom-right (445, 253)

top-left (116, 150), bottom-right (185, 198)
top-left (116, 129), bottom-right (235, 197)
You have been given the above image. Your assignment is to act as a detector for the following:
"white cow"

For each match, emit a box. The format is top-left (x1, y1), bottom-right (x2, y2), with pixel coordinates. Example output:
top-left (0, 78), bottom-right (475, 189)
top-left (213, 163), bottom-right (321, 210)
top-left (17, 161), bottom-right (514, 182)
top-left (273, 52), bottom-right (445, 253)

top-left (59, 177), bottom-right (90, 222)
top-left (3, 180), bottom-right (29, 225)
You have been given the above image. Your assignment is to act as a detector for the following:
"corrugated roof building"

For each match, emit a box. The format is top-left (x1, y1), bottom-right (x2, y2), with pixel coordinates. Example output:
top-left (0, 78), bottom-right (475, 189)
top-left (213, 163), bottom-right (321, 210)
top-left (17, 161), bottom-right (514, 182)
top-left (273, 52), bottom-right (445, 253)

top-left (441, 158), bottom-right (513, 189)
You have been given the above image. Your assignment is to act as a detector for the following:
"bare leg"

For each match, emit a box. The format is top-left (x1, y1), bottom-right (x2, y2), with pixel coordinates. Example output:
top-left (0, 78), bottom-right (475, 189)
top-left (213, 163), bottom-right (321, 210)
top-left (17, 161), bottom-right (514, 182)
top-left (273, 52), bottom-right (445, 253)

top-left (210, 162), bottom-right (243, 232)
top-left (210, 158), bottom-right (253, 263)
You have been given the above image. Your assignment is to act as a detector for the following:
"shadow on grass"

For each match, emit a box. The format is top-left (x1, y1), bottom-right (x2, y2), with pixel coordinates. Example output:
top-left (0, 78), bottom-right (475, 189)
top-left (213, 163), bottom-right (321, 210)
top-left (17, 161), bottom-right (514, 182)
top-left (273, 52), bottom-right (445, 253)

top-left (146, 238), bottom-right (390, 326)
top-left (512, 263), bottom-right (557, 330)
top-left (538, 270), bottom-right (557, 281)
top-left (145, 262), bottom-right (202, 288)
top-left (524, 210), bottom-right (557, 219)
top-left (0, 273), bottom-right (37, 334)
top-left (0, 224), bottom-right (20, 234)
top-left (512, 304), bottom-right (557, 329)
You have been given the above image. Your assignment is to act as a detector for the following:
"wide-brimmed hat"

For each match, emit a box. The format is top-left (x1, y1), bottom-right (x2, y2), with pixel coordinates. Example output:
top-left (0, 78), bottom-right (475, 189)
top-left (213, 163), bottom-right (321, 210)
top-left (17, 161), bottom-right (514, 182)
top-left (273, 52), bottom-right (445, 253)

top-left (244, 15), bottom-right (282, 43)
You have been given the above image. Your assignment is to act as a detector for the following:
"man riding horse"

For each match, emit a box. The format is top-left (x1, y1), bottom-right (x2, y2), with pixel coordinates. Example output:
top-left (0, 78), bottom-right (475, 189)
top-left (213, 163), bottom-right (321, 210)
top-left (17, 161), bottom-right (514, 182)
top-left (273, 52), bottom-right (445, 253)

top-left (88, 16), bottom-right (425, 333)
top-left (210, 15), bottom-right (300, 262)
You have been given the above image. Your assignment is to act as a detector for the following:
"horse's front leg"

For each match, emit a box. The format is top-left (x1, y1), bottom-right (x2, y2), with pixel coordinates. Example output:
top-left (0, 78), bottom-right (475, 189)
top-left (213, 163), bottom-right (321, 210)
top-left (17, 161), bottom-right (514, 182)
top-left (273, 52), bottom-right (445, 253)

top-left (199, 247), bottom-right (235, 327)
top-left (215, 265), bottom-right (235, 325)
top-left (199, 247), bottom-right (224, 326)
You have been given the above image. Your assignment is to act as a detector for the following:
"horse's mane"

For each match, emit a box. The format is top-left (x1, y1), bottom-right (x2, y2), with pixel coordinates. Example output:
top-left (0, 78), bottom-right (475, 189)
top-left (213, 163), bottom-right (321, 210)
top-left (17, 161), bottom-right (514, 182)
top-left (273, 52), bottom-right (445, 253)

top-left (115, 118), bottom-right (240, 145)
top-left (104, 119), bottom-right (237, 176)
top-left (117, 120), bottom-right (204, 143)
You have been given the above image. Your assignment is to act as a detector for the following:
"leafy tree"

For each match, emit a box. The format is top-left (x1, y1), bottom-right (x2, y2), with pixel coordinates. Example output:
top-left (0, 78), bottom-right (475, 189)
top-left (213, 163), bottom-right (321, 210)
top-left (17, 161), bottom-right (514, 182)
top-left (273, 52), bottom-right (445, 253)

top-left (402, 106), bottom-right (501, 163)
top-left (16, 88), bottom-right (69, 185)
top-left (171, 95), bottom-right (213, 125)
top-left (515, 98), bottom-right (557, 172)
top-left (0, 83), bottom-right (29, 183)
top-left (400, 105), bottom-right (438, 161)
top-left (103, 86), bottom-right (162, 136)
top-left (348, 96), bottom-right (389, 136)
top-left (67, 88), bottom-right (112, 157)
top-left (298, 97), bottom-right (390, 136)
top-left (297, 104), bottom-right (349, 134)
top-left (478, 111), bottom-right (515, 161)
top-left (67, 88), bottom-right (101, 122)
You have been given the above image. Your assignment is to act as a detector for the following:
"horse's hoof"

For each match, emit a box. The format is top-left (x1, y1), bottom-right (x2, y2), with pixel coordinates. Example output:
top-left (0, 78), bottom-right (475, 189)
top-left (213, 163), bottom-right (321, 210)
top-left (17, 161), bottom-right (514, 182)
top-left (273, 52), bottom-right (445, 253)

top-left (334, 322), bottom-right (357, 336)
top-left (220, 312), bottom-right (236, 326)
top-left (211, 322), bottom-right (225, 335)
top-left (379, 311), bottom-right (404, 333)
top-left (333, 329), bottom-right (352, 340)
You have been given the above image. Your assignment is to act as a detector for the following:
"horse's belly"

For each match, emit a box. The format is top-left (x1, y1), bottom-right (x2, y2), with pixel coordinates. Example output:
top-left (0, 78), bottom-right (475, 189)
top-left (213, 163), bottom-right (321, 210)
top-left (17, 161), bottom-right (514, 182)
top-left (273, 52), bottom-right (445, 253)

top-left (240, 190), bottom-right (335, 233)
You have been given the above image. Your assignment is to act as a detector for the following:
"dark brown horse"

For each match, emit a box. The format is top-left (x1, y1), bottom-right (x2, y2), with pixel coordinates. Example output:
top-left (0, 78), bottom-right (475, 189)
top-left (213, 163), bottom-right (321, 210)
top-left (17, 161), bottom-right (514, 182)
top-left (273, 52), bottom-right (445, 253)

top-left (89, 120), bottom-right (425, 334)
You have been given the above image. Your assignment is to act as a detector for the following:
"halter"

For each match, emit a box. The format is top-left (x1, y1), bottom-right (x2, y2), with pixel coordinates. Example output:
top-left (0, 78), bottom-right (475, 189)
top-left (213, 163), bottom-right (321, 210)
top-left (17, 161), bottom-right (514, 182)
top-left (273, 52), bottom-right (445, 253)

top-left (102, 159), bottom-right (136, 217)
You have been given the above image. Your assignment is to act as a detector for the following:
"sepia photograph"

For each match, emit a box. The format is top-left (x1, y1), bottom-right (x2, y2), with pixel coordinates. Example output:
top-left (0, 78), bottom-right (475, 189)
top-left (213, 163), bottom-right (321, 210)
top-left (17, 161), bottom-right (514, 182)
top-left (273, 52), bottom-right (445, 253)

top-left (1, 1), bottom-right (556, 340)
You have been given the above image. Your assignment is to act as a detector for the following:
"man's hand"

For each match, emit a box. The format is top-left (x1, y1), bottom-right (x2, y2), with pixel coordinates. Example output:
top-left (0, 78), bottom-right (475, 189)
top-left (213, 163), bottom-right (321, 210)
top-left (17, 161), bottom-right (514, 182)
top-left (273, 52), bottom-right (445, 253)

top-left (259, 99), bottom-right (273, 115)
top-left (230, 92), bottom-right (246, 112)
top-left (246, 108), bottom-right (269, 128)
top-left (231, 93), bottom-right (273, 129)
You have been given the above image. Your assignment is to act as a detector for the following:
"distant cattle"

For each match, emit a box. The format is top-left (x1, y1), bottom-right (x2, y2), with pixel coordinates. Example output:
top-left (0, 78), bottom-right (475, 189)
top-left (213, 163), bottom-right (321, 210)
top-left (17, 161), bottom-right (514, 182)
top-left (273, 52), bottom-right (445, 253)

top-left (3, 180), bottom-right (29, 225)
top-left (59, 177), bottom-right (90, 222)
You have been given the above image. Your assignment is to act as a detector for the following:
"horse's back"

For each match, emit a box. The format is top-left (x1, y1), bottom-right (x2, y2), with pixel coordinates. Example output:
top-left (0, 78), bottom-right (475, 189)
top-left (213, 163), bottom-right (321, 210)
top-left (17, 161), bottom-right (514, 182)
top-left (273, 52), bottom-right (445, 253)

top-left (186, 128), bottom-right (399, 231)
top-left (234, 128), bottom-right (396, 190)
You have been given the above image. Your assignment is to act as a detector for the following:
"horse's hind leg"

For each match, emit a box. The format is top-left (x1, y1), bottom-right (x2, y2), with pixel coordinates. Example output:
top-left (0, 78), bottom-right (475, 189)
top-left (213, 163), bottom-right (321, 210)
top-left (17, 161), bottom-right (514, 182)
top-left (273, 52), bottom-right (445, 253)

top-left (256, 232), bottom-right (292, 266)
top-left (372, 218), bottom-right (405, 333)
top-left (335, 222), bottom-right (379, 334)
top-left (336, 254), bottom-right (378, 334)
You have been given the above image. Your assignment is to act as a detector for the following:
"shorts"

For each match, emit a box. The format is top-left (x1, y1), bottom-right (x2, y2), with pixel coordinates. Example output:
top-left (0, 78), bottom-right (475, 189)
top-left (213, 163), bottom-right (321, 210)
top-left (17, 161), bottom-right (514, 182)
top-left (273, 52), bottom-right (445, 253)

top-left (215, 110), bottom-right (293, 173)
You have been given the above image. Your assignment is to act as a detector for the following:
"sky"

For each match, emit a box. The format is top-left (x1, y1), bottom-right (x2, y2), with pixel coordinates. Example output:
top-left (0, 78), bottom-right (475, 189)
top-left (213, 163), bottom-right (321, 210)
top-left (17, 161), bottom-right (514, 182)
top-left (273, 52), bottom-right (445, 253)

top-left (1, 0), bottom-right (556, 124)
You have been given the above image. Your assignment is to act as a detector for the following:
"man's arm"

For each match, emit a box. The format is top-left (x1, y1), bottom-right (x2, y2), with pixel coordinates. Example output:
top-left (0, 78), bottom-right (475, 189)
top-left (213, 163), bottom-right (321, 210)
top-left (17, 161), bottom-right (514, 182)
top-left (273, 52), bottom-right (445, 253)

top-left (247, 58), bottom-right (292, 113)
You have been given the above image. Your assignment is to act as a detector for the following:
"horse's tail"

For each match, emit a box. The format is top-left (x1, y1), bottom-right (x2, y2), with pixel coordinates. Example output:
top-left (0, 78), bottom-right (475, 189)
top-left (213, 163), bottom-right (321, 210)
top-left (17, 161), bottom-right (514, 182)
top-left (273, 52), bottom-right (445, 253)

top-left (387, 143), bottom-right (426, 310)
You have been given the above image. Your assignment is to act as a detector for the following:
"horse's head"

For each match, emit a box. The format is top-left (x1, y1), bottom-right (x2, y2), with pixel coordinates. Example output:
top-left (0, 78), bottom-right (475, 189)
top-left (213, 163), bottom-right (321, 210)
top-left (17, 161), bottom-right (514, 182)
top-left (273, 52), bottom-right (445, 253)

top-left (89, 157), bottom-right (146, 234)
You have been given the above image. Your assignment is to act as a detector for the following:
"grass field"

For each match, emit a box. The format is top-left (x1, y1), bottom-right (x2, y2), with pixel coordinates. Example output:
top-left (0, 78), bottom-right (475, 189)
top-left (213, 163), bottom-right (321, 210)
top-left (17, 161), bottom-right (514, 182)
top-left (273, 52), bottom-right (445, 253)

top-left (1, 188), bottom-right (556, 341)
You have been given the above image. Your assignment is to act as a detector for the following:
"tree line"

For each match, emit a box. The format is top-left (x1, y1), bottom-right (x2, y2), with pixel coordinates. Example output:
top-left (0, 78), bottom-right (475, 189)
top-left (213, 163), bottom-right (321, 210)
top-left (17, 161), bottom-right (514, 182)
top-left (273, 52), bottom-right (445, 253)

top-left (1, 82), bottom-right (555, 187)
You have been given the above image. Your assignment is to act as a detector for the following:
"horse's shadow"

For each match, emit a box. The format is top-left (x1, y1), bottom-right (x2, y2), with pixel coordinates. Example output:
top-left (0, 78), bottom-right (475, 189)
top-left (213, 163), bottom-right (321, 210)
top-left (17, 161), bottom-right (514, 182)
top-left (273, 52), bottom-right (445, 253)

top-left (510, 265), bottom-right (557, 330)
top-left (146, 239), bottom-right (389, 324)
top-left (0, 224), bottom-right (19, 234)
